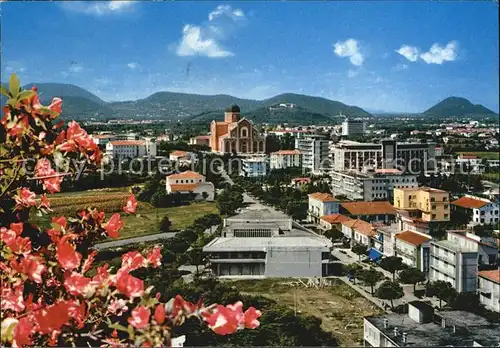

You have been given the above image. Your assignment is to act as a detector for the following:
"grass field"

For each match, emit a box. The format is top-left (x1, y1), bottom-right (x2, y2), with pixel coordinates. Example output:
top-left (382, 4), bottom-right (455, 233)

top-left (458, 152), bottom-right (500, 160)
top-left (231, 278), bottom-right (381, 346)
top-left (33, 188), bottom-right (218, 239)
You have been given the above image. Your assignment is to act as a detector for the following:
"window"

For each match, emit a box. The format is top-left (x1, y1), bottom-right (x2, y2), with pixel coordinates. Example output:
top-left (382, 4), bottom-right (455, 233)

top-left (444, 214), bottom-right (449, 219)
top-left (444, 204), bottom-right (449, 209)
top-left (431, 197), bottom-right (436, 202)
top-left (481, 211), bottom-right (485, 216)
top-left (432, 205), bottom-right (436, 210)
top-left (480, 218), bottom-right (484, 223)
top-left (432, 214), bottom-right (436, 219)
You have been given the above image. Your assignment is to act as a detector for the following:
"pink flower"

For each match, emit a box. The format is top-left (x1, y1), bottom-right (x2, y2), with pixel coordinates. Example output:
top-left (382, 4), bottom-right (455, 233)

top-left (64, 272), bottom-right (96, 297)
top-left (48, 97), bottom-right (62, 114)
top-left (52, 216), bottom-right (67, 230)
top-left (34, 300), bottom-right (72, 335)
top-left (56, 235), bottom-right (82, 271)
top-left (1, 285), bottom-right (25, 312)
top-left (146, 247), bottom-right (162, 268)
top-left (43, 176), bottom-right (62, 194)
top-left (13, 317), bottom-right (34, 347)
top-left (105, 213), bottom-right (123, 239)
top-left (128, 306), bottom-right (150, 330)
top-left (121, 251), bottom-right (146, 271)
top-left (154, 304), bottom-right (166, 325)
top-left (39, 194), bottom-right (52, 211)
top-left (10, 237), bottom-right (32, 256)
top-left (203, 305), bottom-right (240, 335)
top-left (81, 250), bottom-right (97, 274)
top-left (35, 158), bottom-right (63, 193)
top-left (115, 270), bottom-right (144, 298)
top-left (123, 194), bottom-right (137, 214)
top-left (243, 307), bottom-right (262, 329)
top-left (18, 255), bottom-right (46, 283)
top-left (14, 188), bottom-right (37, 210)
top-left (107, 299), bottom-right (129, 316)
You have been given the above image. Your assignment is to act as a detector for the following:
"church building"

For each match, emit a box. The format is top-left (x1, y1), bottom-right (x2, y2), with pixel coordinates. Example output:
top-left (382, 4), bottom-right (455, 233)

top-left (209, 105), bottom-right (266, 154)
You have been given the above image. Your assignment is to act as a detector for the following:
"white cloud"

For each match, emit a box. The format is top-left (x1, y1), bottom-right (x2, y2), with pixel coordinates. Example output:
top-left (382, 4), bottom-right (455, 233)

top-left (420, 41), bottom-right (458, 64)
top-left (127, 62), bottom-right (139, 69)
top-left (395, 45), bottom-right (420, 62)
top-left (61, 1), bottom-right (135, 16)
top-left (395, 41), bottom-right (458, 65)
top-left (333, 39), bottom-right (364, 66)
top-left (176, 25), bottom-right (233, 58)
top-left (208, 5), bottom-right (245, 21)
top-left (175, 5), bottom-right (244, 58)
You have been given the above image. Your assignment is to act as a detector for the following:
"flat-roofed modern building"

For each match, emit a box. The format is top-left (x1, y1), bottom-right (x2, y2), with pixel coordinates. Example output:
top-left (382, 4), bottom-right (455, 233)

top-left (478, 270), bottom-right (500, 313)
top-left (364, 301), bottom-right (500, 347)
top-left (203, 208), bottom-right (333, 278)
top-left (342, 118), bottom-right (366, 136)
top-left (295, 134), bottom-right (330, 174)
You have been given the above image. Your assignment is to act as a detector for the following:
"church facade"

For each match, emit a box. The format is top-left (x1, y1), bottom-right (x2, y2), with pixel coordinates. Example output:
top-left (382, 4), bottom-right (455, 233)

top-left (209, 105), bottom-right (266, 154)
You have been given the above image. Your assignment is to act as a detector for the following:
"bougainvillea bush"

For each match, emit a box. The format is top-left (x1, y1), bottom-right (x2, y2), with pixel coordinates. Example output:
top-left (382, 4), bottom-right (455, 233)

top-left (0, 74), bottom-right (261, 347)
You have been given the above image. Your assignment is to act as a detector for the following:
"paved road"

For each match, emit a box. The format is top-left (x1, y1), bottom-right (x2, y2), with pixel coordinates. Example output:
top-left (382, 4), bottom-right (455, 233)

top-left (94, 232), bottom-right (178, 250)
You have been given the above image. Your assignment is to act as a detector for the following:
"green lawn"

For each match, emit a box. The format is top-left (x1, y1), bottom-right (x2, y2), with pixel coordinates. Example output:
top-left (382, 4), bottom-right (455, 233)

top-left (458, 152), bottom-right (500, 160)
top-left (119, 201), bottom-right (218, 239)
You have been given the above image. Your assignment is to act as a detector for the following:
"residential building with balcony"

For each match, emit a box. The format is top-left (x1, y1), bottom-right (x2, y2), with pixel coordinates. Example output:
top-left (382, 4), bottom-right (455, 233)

top-left (394, 230), bottom-right (432, 272)
top-left (451, 195), bottom-right (499, 226)
top-left (446, 230), bottom-right (498, 267)
top-left (307, 192), bottom-right (339, 223)
top-left (340, 201), bottom-right (396, 224)
top-left (319, 213), bottom-right (351, 231)
top-left (105, 138), bottom-right (157, 159)
top-left (364, 301), bottom-right (500, 347)
top-left (478, 270), bottom-right (500, 313)
top-left (340, 218), bottom-right (376, 247)
top-left (429, 238), bottom-right (478, 293)
top-left (269, 150), bottom-right (302, 169)
top-left (341, 118), bottom-right (366, 136)
top-left (331, 168), bottom-right (418, 202)
top-left (240, 156), bottom-right (268, 177)
top-left (295, 134), bottom-right (330, 174)
top-left (203, 208), bottom-right (333, 277)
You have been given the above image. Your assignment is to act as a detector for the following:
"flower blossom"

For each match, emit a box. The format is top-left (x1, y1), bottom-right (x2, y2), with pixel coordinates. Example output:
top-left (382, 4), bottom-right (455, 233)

top-left (128, 306), bottom-right (150, 330)
top-left (14, 188), bottom-right (37, 210)
top-left (123, 194), bottom-right (137, 214)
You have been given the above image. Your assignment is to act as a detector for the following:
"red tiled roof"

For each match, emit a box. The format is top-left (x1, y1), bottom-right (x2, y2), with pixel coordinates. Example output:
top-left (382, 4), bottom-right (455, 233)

top-left (170, 150), bottom-right (188, 157)
top-left (320, 214), bottom-right (351, 224)
top-left (395, 230), bottom-right (432, 246)
top-left (196, 135), bottom-right (210, 140)
top-left (309, 192), bottom-right (337, 202)
top-left (271, 150), bottom-right (301, 155)
top-left (478, 270), bottom-right (500, 283)
top-left (342, 219), bottom-right (376, 237)
top-left (92, 134), bottom-right (115, 139)
top-left (374, 169), bottom-right (403, 174)
top-left (459, 155), bottom-right (478, 159)
top-left (341, 201), bottom-right (396, 216)
top-left (291, 177), bottom-right (311, 183)
top-left (167, 170), bottom-right (204, 180)
top-left (452, 196), bottom-right (489, 209)
top-left (109, 140), bottom-right (145, 146)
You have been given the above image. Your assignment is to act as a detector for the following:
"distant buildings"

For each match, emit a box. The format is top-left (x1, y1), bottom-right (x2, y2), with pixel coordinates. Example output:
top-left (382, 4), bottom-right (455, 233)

top-left (295, 134), bottom-right (330, 174)
top-left (165, 170), bottom-right (214, 201)
top-left (340, 218), bottom-right (376, 247)
top-left (290, 177), bottom-right (311, 188)
top-left (342, 118), bottom-right (366, 136)
top-left (331, 168), bottom-right (418, 202)
top-left (240, 156), bottom-right (268, 177)
top-left (364, 301), bottom-right (500, 347)
top-left (203, 208), bottom-right (333, 278)
top-left (269, 150), bottom-right (302, 169)
top-left (451, 195), bottom-right (499, 226)
top-left (478, 270), bottom-right (500, 313)
top-left (307, 192), bottom-right (339, 223)
top-left (105, 138), bottom-right (157, 159)
top-left (209, 105), bottom-right (266, 154)
top-left (319, 213), bottom-right (351, 231)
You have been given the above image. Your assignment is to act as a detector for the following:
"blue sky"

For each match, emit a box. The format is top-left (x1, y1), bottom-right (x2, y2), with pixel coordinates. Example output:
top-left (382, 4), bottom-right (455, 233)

top-left (1, 1), bottom-right (498, 112)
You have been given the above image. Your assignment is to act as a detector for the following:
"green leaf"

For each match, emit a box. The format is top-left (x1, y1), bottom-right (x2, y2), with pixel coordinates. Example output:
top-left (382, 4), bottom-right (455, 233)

top-left (6, 98), bottom-right (17, 107)
top-left (8, 74), bottom-right (21, 98)
top-left (17, 90), bottom-right (35, 101)
top-left (0, 84), bottom-right (10, 97)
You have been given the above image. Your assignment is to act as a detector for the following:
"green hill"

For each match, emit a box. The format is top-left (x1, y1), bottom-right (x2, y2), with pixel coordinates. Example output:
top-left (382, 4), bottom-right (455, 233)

top-left (424, 97), bottom-right (497, 117)
top-left (22, 83), bottom-right (105, 105)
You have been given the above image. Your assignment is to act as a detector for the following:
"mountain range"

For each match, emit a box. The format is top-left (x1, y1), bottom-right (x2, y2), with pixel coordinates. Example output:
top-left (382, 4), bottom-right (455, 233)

top-left (6, 82), bottom-right (497, 123)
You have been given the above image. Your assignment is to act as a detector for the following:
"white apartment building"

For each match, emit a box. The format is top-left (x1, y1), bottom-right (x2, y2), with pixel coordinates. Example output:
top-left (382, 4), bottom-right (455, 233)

top-left (331, 168), bottom-right (418, 201)
top-left (478, 270), bottom-right (500, 313)
top-left (451, 195), bottom-right (499, 226)
top-left (269, 150), bottom-right (302, 169)
top-left (342, 118), bottom-right (366, 136)
top-left (331, 139), bottom-right (436, 173)
top-left (295, 134), bottom-right (330, 174)
top-left (429, 238), bottom-right (478, 293)
top-left (105, 138), bottom-right (157, 159)
top-left (307, 192), bottom-right (339, 223)
top-left (241, 157), bottom-right (268, 177)
top-left (165, 170), bottom-right (214, 201)
top-left (446, 230), bottom-right (498, 266)
top-left (91, 134), bottom-right (116, 147)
